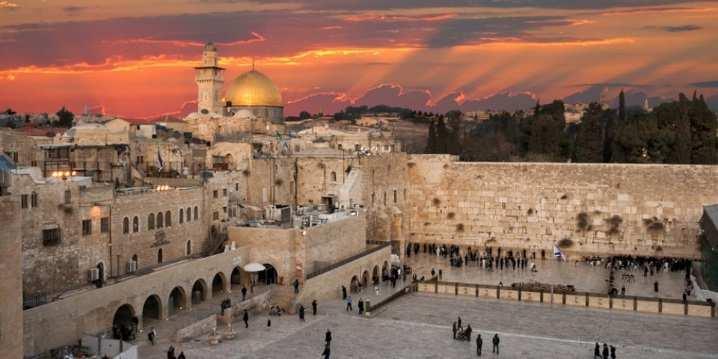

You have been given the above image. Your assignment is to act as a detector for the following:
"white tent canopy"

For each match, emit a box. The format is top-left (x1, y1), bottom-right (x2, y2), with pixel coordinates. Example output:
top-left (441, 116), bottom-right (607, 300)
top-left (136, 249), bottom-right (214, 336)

top-left (243, 263), bottom-right (266, 272)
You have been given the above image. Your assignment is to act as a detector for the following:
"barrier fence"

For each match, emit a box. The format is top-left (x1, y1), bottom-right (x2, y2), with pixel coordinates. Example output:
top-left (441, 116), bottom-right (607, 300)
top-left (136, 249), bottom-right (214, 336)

top-left (416, 279), bottom-right (715, 318)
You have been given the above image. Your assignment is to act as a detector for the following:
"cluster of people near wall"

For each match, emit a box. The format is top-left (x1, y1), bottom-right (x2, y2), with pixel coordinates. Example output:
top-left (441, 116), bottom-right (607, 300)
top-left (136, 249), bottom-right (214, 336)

top-left (408, 242), bottom-right (537, 273)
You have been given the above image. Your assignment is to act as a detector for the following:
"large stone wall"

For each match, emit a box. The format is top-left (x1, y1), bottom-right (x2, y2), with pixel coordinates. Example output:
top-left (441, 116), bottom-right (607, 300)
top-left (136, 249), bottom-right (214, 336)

top-left (0, 196), bottom-right (23, 358)
top-left (406, 155), bottom-right (718, 259)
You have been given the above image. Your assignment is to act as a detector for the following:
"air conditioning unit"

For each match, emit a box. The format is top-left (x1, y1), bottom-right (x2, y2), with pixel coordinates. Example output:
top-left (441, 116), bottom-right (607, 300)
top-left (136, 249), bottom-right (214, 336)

top-left (88, 268), bottom-right (99, 282)
top-left (127, 260), bottom-right (138, 273)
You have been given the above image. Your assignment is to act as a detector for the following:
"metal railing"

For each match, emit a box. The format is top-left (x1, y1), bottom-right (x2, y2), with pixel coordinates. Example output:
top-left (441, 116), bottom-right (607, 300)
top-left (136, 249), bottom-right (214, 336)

top-left (306, 242), bottom-right (391, 279)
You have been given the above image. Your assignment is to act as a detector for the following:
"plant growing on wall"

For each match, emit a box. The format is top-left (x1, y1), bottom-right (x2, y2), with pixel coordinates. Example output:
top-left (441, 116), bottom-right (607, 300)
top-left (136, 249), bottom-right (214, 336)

top-left (432, 198), bottom-right (441, 206)
top-left (605, 215), bottom-right (623, 235)
top-left (447, 212), bottom-right (455, 219)
top-left (576, 212), bottom-right (591, 231)
top-left (242, 169), bottom-right (251, 177)
top-left (407, 162), bottom-right (416, 168)
top-left (643, 217), bottom-right (666, 233)
top-left (527, 208), bottom-right (534, 215)
top-left (557, 238), bottom-right (574, 248)
top-left (456, 223), bottom-right (465, 232)
top-left (274, 178), bottom-right (284, 186)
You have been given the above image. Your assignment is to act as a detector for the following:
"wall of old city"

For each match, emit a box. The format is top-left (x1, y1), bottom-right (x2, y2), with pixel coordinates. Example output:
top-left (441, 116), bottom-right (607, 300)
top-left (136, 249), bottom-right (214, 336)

top-left (359, 153), bottom-right (410, 246)
top-left (11, 173), bottom-right (115, 298)
top-left (303, 214), bottom-right (367, 274)
top-left (111, 186), bottom-right (208, 276)
top-left (406, 155), bottom-right (718, 259)
top-left (0, 195), bottom-right (23, 358)
top-left (0, 129), bottom-right (42, 166)
top-left (22, 249), bottom-right (247, 357)
top-left (227, 225), bottom-right (301, 285)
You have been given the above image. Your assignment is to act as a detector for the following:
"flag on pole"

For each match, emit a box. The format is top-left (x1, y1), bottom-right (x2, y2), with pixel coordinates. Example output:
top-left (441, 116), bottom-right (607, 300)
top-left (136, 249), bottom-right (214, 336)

top-left (553, 244), bottom-right (566, 261)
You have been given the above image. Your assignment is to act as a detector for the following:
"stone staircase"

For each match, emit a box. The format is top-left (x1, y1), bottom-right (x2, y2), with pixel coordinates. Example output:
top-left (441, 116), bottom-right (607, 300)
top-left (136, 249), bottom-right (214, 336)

top-left (271, 285), bottom-right (299, 314)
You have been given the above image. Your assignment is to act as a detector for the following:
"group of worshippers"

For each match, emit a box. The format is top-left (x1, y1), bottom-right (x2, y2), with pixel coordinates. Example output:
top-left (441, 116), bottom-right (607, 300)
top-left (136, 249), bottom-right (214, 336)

top-left (594, 342), bottom-right (617, 359)
top-left (415, 241), bottom-right (534, 273)
top-left (451, 316), bottom-right (500, 356)
top-left (588, 255), bottom-right (694, 299)
top-left (165, 345), bottom-right (186, 359)
top-left (343, 294), bottom-right (369, 315)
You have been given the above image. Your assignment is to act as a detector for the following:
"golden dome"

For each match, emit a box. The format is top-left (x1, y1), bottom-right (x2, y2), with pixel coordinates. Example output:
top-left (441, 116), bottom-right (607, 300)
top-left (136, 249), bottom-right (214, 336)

top-left (225, 70), bottom-right (282, 107)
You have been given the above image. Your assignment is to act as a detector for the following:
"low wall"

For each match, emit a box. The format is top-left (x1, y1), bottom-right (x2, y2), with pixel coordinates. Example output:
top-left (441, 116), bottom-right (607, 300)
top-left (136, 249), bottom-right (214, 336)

top-left (419, 280), bottom-right (715, 318)
top-left (298, 245), bottom-right (392, 303)
top-left (175, 315), bottom-right (217, 342)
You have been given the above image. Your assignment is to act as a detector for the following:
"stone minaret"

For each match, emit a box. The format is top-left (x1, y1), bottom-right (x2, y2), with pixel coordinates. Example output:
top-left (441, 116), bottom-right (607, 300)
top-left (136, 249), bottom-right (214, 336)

top-left (194, 43), bottom-right (225, 114)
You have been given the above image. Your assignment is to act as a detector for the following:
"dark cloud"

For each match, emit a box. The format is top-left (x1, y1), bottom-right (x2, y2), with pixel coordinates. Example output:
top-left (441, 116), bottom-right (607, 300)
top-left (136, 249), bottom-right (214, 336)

top-left (645, 24), bottom-right (702, 32)
top-left (63, 6), bottom-right (89, 13)
top-left (251, 0), bottom-right (698, 10)
top-left (689, 81), bottom-right (718, 88)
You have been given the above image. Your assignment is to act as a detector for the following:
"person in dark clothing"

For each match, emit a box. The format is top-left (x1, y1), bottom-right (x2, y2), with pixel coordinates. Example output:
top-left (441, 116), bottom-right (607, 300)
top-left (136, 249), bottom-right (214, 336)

top-left (457, 316), bottom-right (462, 329)
top-left (241, 286), bottom-right (247, 301)
top-left (476, 333), bottom-right (483, 356)
top-left (299, 305), bottom-right (305, 321)
top-left (492, 334), bottom-right (500, 354)
top-left (322, 344), bottom-right (331, 359)
top-left (293, 279), bottom-right (300, 294)
top-left (312, 299), bottom-right (318, 315)
top-left (594, 343), bottom-right (601, 358)
top-left (267, 318), bottom-right (271, 327)
top-left (439, 269), bottom-right (443, 279)
top-left (654, 281), bottom-right (659, 293)
top-left (167, 346), bottom-right (176, 359)
top-left (325, 329), bottom-right (332, 344)
top-left (177, 352), bottom-right (186, 359)
top-left (465, 325), bottom-right (472, 340)
top-left (341, 285), bottom-right (347, 300)
top-left (683, 292), bottom-right (687, 303)
top-left (452, 322), bottom-right (457, 339)
top-left (610, 345), bottom-right (616, 359)
top-left (431, 268), bottom-right (436, 277)
top-left (243, 310), bottom-right (249, 328)
top-left (358, 298), bottom-right (364, 315)
top-left (602, 343), bottom-right (609, 359)
top-left (148, 328), bottom-right (156, 345)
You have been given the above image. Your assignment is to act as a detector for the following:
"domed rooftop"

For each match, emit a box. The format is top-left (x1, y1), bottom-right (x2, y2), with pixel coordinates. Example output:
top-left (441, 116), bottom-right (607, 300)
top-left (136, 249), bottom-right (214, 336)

top-left (225, 70), bottom-right (282, 108)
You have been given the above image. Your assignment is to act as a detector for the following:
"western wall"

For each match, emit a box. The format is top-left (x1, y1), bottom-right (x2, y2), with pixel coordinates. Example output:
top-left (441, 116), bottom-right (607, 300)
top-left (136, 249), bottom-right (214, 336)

top-left (405, 155), bottom-right (718, 259)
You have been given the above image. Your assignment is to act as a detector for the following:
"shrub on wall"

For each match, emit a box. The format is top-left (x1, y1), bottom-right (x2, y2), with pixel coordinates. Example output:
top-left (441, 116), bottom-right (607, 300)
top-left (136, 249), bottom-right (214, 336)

top-left (242, 169), bottom-right (251, 177)
top-left (447, 212), bottom-right (455, 219)
top-left (576, 212), bottom-right (590, 231)
top-left (432, 198), bottom-right (441, 206)
top-left (605, 215), bottom-right (623, 235)
top-left (456, 223), bottom-right (465, 232)
top-left (557, 238), bottom-right (574, 248)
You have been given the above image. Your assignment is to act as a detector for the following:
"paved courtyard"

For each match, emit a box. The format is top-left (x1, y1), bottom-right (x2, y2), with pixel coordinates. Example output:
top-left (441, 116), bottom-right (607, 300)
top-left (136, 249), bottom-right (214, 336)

top-left (147, 291), bottom-right (718, 358)
top-left (406, 253), bottom-right (691, 299)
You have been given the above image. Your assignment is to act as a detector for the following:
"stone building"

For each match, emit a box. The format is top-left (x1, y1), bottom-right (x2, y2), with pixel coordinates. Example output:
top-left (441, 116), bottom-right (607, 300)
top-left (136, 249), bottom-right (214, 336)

top-left (0, 194), bottom-right (23, 358)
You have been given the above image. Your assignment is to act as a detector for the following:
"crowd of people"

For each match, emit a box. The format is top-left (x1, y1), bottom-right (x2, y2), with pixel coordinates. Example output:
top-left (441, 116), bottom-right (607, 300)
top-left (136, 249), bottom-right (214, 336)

top-left (594, 342), bottom-right (617, 359)
top-left (449, 315), bottom-right (501, 356)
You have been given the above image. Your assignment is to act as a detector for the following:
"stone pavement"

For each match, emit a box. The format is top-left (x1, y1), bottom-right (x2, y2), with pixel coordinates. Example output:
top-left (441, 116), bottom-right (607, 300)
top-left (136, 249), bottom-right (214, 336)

top-left (147, 290), bottom-right (717, 358)
top-left (406, 253), bottom-right (691, 299)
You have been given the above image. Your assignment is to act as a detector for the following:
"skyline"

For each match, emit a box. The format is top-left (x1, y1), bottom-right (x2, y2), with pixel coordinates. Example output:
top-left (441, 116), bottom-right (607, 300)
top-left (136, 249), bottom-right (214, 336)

top-left (1, 0), bottom-right (717, 117)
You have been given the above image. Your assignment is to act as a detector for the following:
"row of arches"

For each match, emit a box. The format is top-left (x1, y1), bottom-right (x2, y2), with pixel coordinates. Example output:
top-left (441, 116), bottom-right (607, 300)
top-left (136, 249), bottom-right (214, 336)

top-left (121, 206), bottom-right (200, 235)
top-left (349, 261), bottom-right (390, 294)
top-left (110, 264), bottom-right (280, 340)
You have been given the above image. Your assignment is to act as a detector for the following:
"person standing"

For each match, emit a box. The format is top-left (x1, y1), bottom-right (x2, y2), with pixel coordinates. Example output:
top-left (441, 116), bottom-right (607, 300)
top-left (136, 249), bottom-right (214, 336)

top-left (341, 285), bottom-right (347, 300)
top-left (312, 299), bottom-right (318, 315)
top-left (322, 343), bottom-right (331, 359)
top-left (293, 279), bottom-right (300, 294)
top-left (439, 269), bottom-right (443, 279)
top-left (167, 346), bottom-right (176, 359)
top-left (241, 286), bottom-right (247, 301)
top-left (476, 334), bottom-right (482, 356)
top-left (148, 327), bottom-right (156, 345)
top-left (610, 345), bottom-right (616, 359)
top-left (602, 343), bottom-right (609, 359)
top-left (177, 352), bottom-right (186, 359)
top-left (457, 316), bottom-right (462, 329)
top-left (346, 295), bottom-right (353, 311)
top-left (325, 329), bottom-right (332, 344)
top-left (452, 322), bottom-right (458, 340)
top-left (243, 310), bottom-right (249, 328)
top-left (594, 343), bottom-right (601, 358)
top-left (358, 298), bottom-right (364, 315)
top-left (299, 305), bottom-right (305, 321)
top-left (654, 281), bottom-right (659, 293)
top-left (492, 334), bottom-right (500, 354)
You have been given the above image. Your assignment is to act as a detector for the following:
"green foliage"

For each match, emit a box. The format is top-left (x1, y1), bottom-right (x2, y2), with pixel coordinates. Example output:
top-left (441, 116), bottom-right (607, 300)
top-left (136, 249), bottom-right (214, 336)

top-left (56, 106), bottom-right (75, 128)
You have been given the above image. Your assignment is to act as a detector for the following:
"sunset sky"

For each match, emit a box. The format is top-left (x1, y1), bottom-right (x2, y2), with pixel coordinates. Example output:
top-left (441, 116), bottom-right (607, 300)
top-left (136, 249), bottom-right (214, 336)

top-left (1, 0), bottom-right (717, 117)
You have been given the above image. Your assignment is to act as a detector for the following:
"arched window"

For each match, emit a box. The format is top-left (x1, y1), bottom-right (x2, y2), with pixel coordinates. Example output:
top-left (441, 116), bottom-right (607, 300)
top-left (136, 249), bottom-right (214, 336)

top-left (186, 207), bottom-right (191, 222)
top-left (330, 171), bottom-right (337, 182)
top-left (194, 206), bottom-right (198, 220)
top-left (132, 217), bottom-right (139, 233)
top-left (165, 211), bottom-right (172, 227)
top-left (179, 208), bottom-right (184, 224)
top-left (186, 240), bottom-right (192, 256)
top-left (148, 213), bottom-right (155, 230)
top-left (157, 248), bottom-right (163, 264)
top-left (157, 212), bottom-right (164, 228)
top-left (123, 217), bottom-right (130, 234)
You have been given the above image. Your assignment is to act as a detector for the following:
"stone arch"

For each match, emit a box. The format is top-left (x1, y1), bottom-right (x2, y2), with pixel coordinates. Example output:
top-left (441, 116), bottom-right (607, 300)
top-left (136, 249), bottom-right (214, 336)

top-left (258, 263), bottom-right (278, 285)
top-left (372, 265), bottom-right (379, 284)
top-left (362, 269), bottom-right (369, 288)
top-left (123, 217), bottom-right (129, 234)
top-left (112, 304), bottom-right (136, 341)
top-left (330, 171), bottom-right (337, 182)
top-left (148, 213), bottom-right (155, 230)
top-left (350, 275), bottom-right (360, 293)
top-left (381, 261), bottom-right (388, 280)
top-left (168, 286), bottom-right (187, 317)
top-left (132, 216), bottom-right (139, 232)
top-left (211, 272), bottom-right (227, 297)
top-left (179, 208), bottom-right (184, 224)
top-left (192, 279), bottom-right (208, 304)
top-left (186, 207), bottom-right (192, 222)
top-left (157, 211), bottom-right (164, 228)
top-left (165, 210), bottom-right (172, 227)
top-left (230, 266), bottom-right (245, 289)
top-left (142, 294), bottom-right (162, 325)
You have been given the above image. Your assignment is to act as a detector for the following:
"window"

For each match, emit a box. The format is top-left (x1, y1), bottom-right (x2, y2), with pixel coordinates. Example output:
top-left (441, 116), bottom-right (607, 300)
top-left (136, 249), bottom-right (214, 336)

top-left (179, 208), bottom-right (184, 224)
top-left (30, 192), bottom-right (38, 208)
top-left (132, 216), bottom-right (139, 232)
top-left (383, 192), bottom-right (387, 206)
top-left (330, 171), bottom-right (337, 182)
top-left (156, 212), bottom-right (163, 228)
top-left (123, 217), bottom-right (130, 234)
top-left (393, 190), bottom-right (397, 203)
top-left (213, 211), bottom-right (219, 220)
top-left (42, 228), bottom-right (61, 246)
top-left (371, 192), bottom-right (375, 205)
top-left (82, 219), bottom-right (92, 236)
top-left (235, 183), bottom-right (239, 191)
top-left (186, 240), bottom-right (192, 256)
top-left (223, 206), bottom-right (227, 213)
top-left (131, 254), bottom-right (138, 272)
top-left (186, 207), bottom-right (191, 222)
top-left (157, 248), bottom-right (163, 264)
top-left (223, 188), bottom-right (227, 197)
top-left (148, 213), bottom-right (155, 230)
top-left (213, 190), bottom-right (218, 198)
top-left (21, 194), bottom-right (28, 209)
top-left (64, 189), bottom-right (72, 204)
top-left (194, 206), bottom-right (198, 220)
top-left (100, 217), bottom-right (109, 233)
top-left (165, 211), bottom-right (171, 226)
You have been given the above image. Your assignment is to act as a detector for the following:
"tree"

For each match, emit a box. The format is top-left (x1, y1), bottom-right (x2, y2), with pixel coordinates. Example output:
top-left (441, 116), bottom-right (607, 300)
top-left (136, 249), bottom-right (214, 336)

top-left (299, 111), bottom-right (311, 120)
top-left (690, 94), bottom-right (718, 164)
top-left (56, 106), bottom-right (74, 128)
top-left (618, 90), bottom-right (626, 122)
top-left (425, 119), bottom-right (437, 153)
top-left (574, 103), bottom-right (606, 162)
top-left (4, 108), bottom-right (15, 115)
